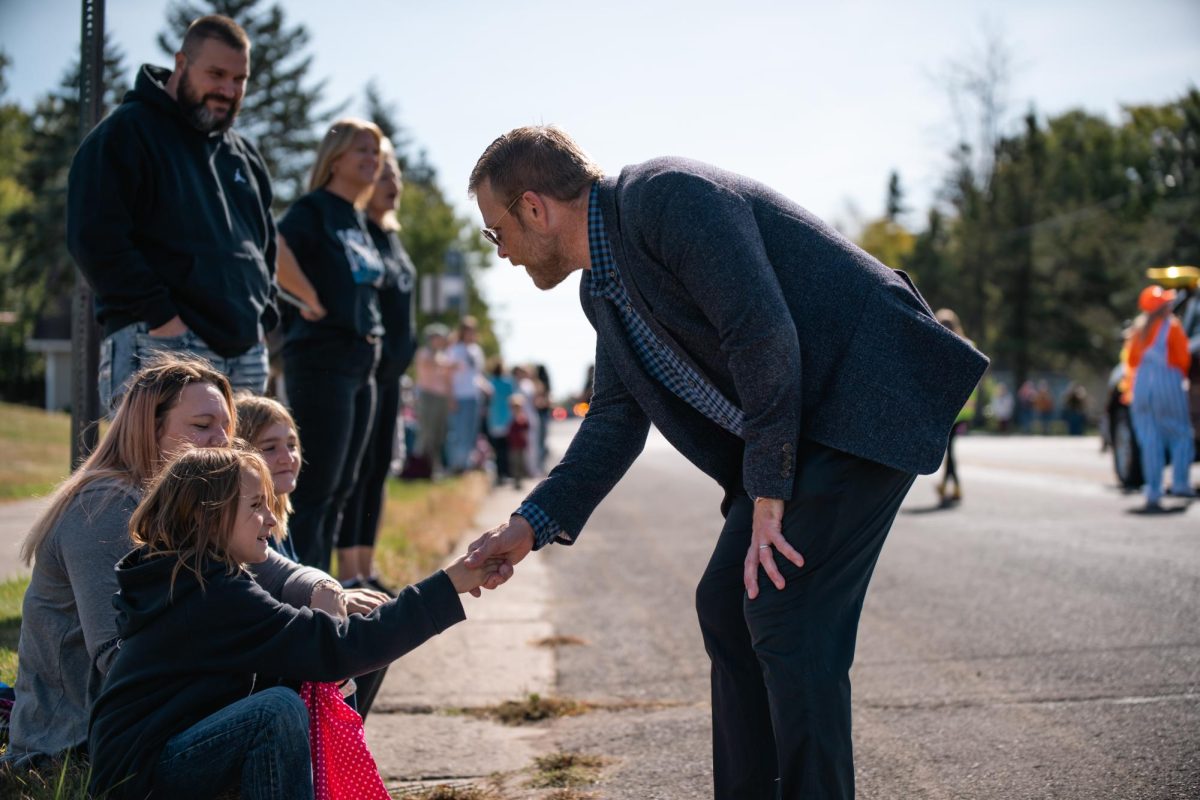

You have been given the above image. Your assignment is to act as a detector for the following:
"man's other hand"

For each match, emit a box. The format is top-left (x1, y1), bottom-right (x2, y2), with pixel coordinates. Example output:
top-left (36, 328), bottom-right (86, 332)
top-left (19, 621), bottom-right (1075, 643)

top-left (463, 515), bottom-right (535, 597)
top-left (148, 316), bottom-right (188, 337)
top-left (744, 497), bottom-right (805, 599)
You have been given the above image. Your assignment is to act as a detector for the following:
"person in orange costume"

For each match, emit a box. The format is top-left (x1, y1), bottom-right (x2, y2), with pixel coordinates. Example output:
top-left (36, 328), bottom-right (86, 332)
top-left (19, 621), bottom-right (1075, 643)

top-left (1126, 285), bottom-right (1195, 511)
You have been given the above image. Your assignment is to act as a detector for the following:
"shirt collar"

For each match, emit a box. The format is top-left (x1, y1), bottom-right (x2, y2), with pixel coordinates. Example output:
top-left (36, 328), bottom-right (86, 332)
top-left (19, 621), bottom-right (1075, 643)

top-left (586, 182), bottom-right (616, 296)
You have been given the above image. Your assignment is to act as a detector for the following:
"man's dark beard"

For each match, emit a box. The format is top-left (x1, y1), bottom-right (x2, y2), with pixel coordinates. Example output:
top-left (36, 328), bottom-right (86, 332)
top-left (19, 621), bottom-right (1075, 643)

top-left (176, 67), bottom-right (240, 133)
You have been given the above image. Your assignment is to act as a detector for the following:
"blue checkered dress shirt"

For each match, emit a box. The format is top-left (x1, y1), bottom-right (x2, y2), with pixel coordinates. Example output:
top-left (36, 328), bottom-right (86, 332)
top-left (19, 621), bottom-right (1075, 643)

top-left (516, 184), bottom-right (747, 548)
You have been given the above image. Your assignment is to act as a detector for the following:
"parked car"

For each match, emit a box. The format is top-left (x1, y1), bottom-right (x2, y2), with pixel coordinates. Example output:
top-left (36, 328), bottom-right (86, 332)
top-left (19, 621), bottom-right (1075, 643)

top-left (1106, 265), bottom-right (1200, 488)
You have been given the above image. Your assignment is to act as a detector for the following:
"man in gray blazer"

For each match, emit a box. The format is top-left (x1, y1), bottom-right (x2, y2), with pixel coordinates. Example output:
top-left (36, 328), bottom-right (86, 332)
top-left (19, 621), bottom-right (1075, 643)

top-left (464, 126), bottom-right (987, 799)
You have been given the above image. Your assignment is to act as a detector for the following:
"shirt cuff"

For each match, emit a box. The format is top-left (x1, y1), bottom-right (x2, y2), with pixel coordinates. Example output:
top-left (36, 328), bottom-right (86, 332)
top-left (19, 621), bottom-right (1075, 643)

top-left (514, 501), bottom-right (573, 550)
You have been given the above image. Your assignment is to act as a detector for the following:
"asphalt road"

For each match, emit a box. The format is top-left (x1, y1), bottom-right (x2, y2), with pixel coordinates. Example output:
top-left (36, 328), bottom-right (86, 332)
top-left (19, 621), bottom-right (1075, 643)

top-left (534, 422), bottom-right (1200, 799)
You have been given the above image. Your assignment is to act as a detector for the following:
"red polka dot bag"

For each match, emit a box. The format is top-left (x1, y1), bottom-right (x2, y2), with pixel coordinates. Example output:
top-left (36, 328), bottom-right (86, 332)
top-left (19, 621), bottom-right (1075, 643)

top-left (300, 681), bottom-right (390, 800)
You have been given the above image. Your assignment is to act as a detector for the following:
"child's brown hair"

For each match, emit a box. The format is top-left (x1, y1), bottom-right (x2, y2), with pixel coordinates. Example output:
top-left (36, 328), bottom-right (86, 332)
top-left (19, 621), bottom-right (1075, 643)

top-left (130, 446), bottom-right (274, 597)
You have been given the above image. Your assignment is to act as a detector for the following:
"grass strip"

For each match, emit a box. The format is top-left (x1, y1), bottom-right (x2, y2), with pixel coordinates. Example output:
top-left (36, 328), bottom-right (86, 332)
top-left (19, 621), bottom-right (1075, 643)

top-left (526, 752), bottom-right (606, 790)
top-left (0, 403), bottom-right (71, 502)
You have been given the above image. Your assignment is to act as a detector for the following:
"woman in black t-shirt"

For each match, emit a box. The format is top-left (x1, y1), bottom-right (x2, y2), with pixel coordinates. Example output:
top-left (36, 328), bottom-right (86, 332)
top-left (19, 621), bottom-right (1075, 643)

top-left (275, 117), bottom-right (386, 571)
top-left (338, 136), bottom-right (418, 592)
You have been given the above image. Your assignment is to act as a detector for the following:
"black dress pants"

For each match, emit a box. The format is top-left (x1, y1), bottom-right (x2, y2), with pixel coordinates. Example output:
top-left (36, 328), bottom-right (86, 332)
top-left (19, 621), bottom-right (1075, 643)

top-left (695, 439), bottom-right (915, 800)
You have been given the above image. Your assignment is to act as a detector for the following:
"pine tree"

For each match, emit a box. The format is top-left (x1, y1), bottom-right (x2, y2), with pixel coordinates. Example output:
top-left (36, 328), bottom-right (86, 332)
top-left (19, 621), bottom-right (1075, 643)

top-left (7, 42), bottom-right (128, 315)
top-left (159, 0), bottom-right (342, 207)
top-left (1, 44), bottom-right (127, 401)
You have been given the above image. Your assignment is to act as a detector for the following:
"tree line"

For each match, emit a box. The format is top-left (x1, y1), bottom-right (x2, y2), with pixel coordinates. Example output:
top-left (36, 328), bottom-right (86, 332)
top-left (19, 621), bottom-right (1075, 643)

top-left (857, 79), bottom-right (1199, 395)
top-left (0, 0), bottom-right (495, 405)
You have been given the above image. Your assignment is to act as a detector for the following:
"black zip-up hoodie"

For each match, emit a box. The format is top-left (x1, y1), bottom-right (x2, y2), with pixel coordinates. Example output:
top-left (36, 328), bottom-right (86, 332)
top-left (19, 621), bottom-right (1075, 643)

top-left (67, 64), bottom-right (279, 357)
top-left (88, 547), bottom-right (464, 799)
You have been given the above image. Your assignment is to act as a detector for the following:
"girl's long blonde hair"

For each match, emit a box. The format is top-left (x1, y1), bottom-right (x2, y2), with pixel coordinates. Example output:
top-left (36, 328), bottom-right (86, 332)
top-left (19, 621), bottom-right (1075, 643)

top-left (130, 446), bottom-right (274, 598)
top-left (308, 117), bottom-right (384, 208)
top-left (21, 354), bottom-right (234, 565)
top-left (234, 394), bottom-right (297, 537)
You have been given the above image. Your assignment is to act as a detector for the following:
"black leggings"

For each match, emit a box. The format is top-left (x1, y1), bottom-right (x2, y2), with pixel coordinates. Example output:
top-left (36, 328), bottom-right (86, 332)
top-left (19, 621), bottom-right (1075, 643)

top-left (284, 337), bottom-right (379, 571)
top-left (340, 373), bottom-right (401, 550)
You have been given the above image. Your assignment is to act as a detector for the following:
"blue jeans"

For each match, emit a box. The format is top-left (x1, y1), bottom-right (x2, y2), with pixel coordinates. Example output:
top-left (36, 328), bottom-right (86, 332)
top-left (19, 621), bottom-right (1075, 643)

top-left (446, 394), bottom-right (480, 471)
top-left (153, 687), bottom-right (312, 800)
top-left (99, 322), bottom-right (269, 415)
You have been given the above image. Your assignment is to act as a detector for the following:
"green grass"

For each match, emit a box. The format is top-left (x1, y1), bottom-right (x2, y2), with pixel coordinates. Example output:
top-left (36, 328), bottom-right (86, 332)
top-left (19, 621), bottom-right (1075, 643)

top-left (0, 576), bottom-right (29, 686)
top-left (0, 753), bottom-right (96, 800)
top-left (0, 403), bottom-right (72, 501)
top-left (526, 752), bottom-right (606, 790)
top-left (373, 473), bottom-right (489, 587)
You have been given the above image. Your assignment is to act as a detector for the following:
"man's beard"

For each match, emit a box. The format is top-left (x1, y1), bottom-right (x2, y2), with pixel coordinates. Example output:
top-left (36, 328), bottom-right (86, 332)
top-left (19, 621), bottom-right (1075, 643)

top-left (177, 67), bottom-right (240, 134)
top-left (523, 228), bottom-right (575, 290)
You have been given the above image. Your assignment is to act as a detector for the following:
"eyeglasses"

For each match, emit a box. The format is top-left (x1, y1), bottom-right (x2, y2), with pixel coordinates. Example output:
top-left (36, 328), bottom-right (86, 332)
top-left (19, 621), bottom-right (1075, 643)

top-left (480, 192), bottom-right (524, 248)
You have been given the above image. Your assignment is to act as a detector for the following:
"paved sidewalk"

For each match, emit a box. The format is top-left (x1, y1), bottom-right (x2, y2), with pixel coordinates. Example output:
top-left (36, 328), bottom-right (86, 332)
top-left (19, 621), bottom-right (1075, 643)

top-left (0, 497), bottom-right (47, 581)
top-left (366, 481), bottom-right (556, 789)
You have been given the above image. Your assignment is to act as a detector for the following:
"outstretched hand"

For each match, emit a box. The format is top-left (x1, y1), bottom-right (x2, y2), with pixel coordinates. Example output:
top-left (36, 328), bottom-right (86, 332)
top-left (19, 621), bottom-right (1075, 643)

top-left (463, 515), bottom-right (535, 597)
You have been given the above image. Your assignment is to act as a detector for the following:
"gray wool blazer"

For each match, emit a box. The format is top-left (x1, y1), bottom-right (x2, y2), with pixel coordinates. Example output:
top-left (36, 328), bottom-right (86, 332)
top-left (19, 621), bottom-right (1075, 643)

top-left (523, 157), bottom-right (988, 544)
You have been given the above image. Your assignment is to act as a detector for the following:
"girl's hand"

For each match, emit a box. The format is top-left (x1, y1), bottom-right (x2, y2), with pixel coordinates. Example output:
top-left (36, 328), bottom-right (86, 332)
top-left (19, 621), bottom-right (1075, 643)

top-left (445, 552), bottom-right (506, 594)
top-left (344, 587), bottom-right (389, 614)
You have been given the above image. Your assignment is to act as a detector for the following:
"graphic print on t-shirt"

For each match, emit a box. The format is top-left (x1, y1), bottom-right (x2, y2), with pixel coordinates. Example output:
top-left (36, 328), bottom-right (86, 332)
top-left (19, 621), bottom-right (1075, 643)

top-left (393, 257), bottom-right (415, 293)
top-left (337, 227), bottom-right (385, 287)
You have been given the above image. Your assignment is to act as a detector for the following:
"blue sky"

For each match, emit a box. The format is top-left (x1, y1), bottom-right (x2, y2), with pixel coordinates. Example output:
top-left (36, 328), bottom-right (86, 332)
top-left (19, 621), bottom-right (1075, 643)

top-left (2, 0), bottom-right (1197, 395)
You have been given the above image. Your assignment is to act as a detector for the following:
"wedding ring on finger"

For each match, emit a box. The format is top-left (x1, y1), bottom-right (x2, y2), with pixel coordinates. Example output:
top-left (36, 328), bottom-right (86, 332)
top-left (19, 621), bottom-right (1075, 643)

top-left (758, 544), bottom-right (771, 550)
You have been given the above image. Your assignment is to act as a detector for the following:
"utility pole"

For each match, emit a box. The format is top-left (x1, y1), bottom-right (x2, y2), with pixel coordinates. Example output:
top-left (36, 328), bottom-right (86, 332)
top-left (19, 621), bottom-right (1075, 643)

top-left (70, 0), bottom-right (105, 468)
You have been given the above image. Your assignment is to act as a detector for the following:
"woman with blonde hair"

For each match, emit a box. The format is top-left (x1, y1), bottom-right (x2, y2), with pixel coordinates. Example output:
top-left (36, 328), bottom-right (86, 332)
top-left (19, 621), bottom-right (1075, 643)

top-left (275, 117), bottom-right (388, 571)
top-left (338, 136), bottom-right (418, 591)
top-left (7, 354), bottom-right (341, 766)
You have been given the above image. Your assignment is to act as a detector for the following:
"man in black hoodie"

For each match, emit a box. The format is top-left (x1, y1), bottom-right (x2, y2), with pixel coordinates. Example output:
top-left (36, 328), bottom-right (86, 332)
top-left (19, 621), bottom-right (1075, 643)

top-left (67, 15), bottom-right (278, 412)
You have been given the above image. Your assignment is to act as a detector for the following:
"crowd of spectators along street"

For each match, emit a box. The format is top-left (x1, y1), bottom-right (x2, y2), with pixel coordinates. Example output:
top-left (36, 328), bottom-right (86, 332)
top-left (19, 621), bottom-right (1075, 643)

top-left (402, 319), bottom-right (552, 485)
top-left (979, 378), bottom-right (1091, 436)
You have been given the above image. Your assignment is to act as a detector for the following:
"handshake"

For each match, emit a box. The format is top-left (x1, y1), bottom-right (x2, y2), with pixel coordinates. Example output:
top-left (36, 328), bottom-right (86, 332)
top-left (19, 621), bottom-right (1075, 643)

top-left (443, 514), bottom-right (536, 596)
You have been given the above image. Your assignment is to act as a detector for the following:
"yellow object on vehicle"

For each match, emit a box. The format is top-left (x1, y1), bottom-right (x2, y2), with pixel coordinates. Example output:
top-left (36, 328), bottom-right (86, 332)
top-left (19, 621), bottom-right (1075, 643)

top-left (1146, 265), bottom-right (1200, 290)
